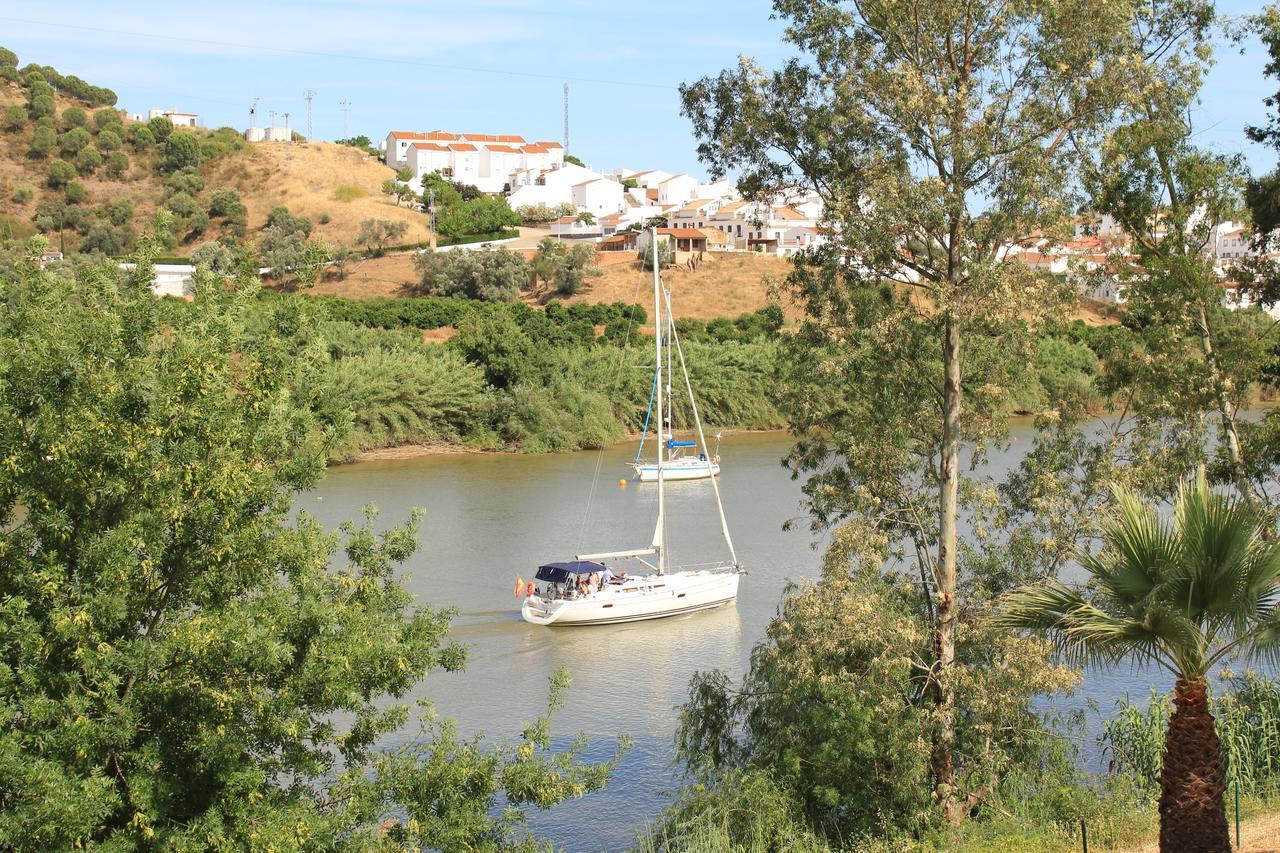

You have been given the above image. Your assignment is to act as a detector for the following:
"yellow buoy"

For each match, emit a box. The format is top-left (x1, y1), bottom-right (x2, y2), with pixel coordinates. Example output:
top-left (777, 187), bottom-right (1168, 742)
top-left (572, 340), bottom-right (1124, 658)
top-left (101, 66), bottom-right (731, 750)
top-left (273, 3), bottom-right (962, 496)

top-left (618, 478), bottom-right (627, 488)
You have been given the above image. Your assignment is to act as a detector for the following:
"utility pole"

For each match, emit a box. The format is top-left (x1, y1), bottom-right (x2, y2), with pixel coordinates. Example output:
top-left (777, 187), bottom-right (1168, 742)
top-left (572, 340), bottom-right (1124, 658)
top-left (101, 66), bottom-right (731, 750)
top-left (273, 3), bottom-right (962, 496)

top-left (284, 112), bottom-right (291, 161)
top-left (563, 82), bottom-right (570, 154)
top-left (339, 100), bottom-right (351, 140)
top-left (250, 96), bottom-right (260, 130)
top-left (304, 89), bottom-right (315, 141)
top-left (269, 109), bottom-right (277, 134)
top-left (428, 188), bottom-right (437, 251)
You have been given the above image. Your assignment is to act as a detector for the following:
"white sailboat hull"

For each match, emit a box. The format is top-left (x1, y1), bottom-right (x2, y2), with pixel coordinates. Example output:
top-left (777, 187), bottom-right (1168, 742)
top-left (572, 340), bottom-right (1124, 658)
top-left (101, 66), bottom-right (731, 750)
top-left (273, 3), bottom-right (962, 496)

top-left (521, 570), bottom-right (740, 626)
top-left (632, 459), bottom-right (720, 481)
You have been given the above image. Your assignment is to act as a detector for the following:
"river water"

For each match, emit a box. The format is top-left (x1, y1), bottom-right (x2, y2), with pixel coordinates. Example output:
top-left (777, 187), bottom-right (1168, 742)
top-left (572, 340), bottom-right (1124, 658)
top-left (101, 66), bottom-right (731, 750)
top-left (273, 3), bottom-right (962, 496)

top-left (304, 426), bottom-right (1175, 851)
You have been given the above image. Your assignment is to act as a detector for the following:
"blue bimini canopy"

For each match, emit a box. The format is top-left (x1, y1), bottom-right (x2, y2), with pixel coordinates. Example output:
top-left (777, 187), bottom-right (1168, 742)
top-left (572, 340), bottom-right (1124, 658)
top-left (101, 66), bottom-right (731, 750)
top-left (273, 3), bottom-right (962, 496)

top-left (666, 439), bottom-right (696, 448)
top-left (535, 560), bottom-right (607, 584)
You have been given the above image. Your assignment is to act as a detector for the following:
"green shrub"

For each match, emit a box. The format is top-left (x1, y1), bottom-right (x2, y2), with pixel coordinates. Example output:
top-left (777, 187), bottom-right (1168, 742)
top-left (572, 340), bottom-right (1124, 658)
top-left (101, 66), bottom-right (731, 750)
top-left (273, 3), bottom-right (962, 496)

top-left (332, 184), bottom-right (366, 202)
top-left (64, 180), bottom-right (86, 204)
top-left (2, 104), bottom-right (25, 132)
top-left (10, 183), bottom-right (33, 205)
top-left (46, 159), bottom-right (76, 188)
top-left (93, 108), bottom-right (121, 130)
top-left (58, 126), bottom-right (91, 155)
top-left (95, 128), bottom-right (121, 151)
top-left (105, 151), bottom-right (129, 179)
top-left (60, 106), bottom-right (87, 128)
top-left (74, 147), bottom-right (102, 175)
top-left (28, 125), bottom-right (56, 157)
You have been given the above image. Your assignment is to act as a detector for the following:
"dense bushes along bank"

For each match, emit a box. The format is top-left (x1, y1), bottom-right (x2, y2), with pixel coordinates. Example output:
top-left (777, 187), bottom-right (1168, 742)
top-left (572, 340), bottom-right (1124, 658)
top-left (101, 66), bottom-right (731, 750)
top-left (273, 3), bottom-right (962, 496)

top-left (248, 291), bottom-right (1276, 462)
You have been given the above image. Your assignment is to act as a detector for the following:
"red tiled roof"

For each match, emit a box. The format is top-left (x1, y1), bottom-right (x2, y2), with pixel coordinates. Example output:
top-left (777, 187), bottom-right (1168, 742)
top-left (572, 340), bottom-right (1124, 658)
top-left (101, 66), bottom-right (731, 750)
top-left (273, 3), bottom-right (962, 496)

top-left (522, 144), bottom-right (550, 154)
top-left (410, 142), bottom-right (450, 152)
top-left (552, 215), bottom-right (578, 224)
top-left (423, 131), bottom-right (459, 140)
top-left (537, 141), bottom-right (563, 148)
top-left (390, 131), bottom-right (427, 139)
top-left (772, 206), bottom-right (807, 220)
top-left (449, 143), bottom-right (478, 152)
top-left (658, 227), bottom-right (706, 239)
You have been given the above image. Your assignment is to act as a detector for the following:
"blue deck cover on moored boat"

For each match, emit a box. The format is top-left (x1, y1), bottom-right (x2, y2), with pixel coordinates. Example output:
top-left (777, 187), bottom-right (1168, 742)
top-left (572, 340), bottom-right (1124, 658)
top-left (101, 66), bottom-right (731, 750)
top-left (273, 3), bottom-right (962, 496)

top-left (666, 440), bottom-right (696, 448)
top-left (535, 561), bottom-right (607, 583)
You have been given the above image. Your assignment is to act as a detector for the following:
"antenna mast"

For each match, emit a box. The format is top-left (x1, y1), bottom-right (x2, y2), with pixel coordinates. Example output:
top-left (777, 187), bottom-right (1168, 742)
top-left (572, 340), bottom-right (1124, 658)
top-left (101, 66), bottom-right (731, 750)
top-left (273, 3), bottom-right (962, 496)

top-left (283, 112), bottom-right (291, 161)
top-left (249, 96), bottom-right (259, 129)
top-left (304, 89), bottom-right (315, 141)
top-left (339, 100), bottom-right (351, 140)
top-left (562, 82), bottom-right (570, 154)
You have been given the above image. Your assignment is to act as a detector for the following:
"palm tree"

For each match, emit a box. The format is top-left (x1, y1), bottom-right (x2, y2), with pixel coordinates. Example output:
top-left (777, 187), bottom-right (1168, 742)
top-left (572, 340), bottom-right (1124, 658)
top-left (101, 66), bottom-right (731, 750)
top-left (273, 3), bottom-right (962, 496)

top-left (995, 476), bottom-right (1280, 852)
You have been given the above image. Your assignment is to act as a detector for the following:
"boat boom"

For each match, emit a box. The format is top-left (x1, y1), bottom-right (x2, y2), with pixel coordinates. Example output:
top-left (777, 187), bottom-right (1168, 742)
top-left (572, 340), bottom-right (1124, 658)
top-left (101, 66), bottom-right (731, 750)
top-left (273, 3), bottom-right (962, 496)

top-left (575, 547), bottom-right (659, 561)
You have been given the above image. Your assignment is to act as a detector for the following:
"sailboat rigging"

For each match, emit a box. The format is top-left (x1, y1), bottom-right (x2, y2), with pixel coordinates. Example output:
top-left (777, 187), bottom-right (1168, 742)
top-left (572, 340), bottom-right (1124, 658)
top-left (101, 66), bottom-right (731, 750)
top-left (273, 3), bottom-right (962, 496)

top-left (519, 228), bottom-right (743, 626)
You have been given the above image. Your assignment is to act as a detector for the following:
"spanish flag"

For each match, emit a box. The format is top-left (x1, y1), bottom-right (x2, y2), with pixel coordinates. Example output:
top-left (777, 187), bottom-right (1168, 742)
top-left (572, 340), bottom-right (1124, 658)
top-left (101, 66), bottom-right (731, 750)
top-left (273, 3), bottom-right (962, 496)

top-left (513, 576), bottom-right (523, 597)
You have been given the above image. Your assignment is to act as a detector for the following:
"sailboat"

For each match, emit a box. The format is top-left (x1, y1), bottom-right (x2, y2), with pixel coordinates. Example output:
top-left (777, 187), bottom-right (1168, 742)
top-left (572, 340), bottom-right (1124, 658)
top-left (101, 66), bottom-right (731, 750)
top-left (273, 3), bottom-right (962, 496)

top-left (630, 296), bottom-right (720, 482)
top-left (519, 229), bottom-right (743, 626)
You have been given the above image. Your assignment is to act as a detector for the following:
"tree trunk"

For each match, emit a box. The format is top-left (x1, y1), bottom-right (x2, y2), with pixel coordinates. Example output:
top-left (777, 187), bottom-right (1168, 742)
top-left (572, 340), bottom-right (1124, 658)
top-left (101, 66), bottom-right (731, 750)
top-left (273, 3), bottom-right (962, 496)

top-left (1158, 678), bottom-right (1230, 853)
top-left (933, 312), bottom-right (962, 824)
top-left (1198, 303), bottom-right (1263, 510)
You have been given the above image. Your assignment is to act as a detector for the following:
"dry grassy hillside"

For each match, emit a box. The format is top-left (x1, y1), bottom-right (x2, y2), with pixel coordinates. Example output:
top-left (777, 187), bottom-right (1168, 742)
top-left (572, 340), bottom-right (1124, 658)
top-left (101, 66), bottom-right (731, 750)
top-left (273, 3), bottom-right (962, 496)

top-left (206, 141), bottom-right (431, 246)
top-left (0, 77), bottom-right (424, 252)
top-left (312, 248), bottom-right (797, 319)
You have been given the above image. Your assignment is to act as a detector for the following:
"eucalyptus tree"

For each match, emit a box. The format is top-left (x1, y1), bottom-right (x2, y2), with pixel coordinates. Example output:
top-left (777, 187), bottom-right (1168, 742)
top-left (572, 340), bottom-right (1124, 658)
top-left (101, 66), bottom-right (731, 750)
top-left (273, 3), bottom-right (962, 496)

top-left (681, 0), bottom-right (1212, 824)
top-left (1083, 59), bottom-right (1274, 510)
top-left (998, 477), bottom-right (1280, 852)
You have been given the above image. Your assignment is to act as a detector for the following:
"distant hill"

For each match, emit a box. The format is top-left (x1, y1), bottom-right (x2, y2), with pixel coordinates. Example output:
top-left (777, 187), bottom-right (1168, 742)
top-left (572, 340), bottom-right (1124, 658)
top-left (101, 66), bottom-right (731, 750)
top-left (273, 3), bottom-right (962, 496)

top-left (0, 54), bottom-right (425, 256)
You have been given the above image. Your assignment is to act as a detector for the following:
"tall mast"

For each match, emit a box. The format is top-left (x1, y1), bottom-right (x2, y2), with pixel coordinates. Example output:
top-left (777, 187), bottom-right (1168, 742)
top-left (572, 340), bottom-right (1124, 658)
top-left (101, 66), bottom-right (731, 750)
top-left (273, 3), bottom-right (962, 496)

top-left (650, 228), bottom-right (666, 575)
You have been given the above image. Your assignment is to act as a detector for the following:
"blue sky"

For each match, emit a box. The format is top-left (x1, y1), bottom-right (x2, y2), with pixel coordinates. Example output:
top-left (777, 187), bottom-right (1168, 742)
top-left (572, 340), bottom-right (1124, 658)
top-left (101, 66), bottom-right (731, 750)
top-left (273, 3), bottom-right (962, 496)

top-left (0, 1), bottom-right (1274, 179)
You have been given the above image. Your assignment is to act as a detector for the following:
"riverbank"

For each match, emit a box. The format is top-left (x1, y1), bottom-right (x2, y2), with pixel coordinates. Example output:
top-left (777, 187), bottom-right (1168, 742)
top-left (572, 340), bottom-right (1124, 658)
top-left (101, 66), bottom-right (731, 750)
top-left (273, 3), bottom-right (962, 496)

top-left (349, 427), bottom-right (790, 464)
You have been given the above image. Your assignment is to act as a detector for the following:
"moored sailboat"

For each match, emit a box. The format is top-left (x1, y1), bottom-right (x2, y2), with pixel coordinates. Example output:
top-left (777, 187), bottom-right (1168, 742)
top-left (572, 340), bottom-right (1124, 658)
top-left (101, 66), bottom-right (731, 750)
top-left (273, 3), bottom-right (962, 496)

top-left (520, 228), bottom-right (743, 626)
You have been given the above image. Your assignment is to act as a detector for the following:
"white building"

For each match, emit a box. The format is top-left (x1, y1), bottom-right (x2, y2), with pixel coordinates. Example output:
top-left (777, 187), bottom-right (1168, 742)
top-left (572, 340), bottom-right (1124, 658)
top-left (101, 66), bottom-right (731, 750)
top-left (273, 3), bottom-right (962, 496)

top-left (549, 215), bottom-right (604, 241)
top-left (1214, 221), bottom-right (1252, 261)
top-left (148, 108), bottom-right (198, 127)
top-left (571, 178), bottom-right (625, 218)
top-left (657, 174), bottom-right (700, 206)
top-left (508, 163), bottom-right (611, 211)
top-left (385, 130), bottom-right (565, 193)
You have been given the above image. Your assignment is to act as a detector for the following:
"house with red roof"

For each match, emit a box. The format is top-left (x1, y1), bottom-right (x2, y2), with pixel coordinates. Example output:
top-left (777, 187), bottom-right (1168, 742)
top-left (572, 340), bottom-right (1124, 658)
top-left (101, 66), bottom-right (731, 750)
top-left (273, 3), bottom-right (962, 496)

top-left (385, 129), bottom-right (565, 192)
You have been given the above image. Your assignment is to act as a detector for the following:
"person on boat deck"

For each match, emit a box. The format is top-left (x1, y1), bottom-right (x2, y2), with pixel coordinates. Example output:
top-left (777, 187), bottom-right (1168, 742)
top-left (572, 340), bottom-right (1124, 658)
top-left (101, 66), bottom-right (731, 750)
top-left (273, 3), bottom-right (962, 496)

top-left (587, 573), bottom-right (601, 594)
top-left (600, 566), bottom-right (616, 585)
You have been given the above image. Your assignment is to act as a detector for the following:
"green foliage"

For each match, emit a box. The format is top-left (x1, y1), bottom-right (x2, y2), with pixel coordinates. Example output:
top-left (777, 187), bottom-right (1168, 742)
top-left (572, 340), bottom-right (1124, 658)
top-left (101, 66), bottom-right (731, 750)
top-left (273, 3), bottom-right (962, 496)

top-left (57, 126), bottom-right (91, 157)
top-left (321, 329), bottom-right (493, 458)
top-left (94, 128), bottom-right (121, 151)
top-left (332, 183), bottom-right (366, 202)
top-left (2, 104), bottom-right (25, 132)
top-left (104, 151), bottom-right (129, 179)
top-left (265, 204), bottom-right (312, 238)
top-left (78, 222), bottom-right (132, 255)
top-left (335, 135), bottom-right (377, 155)
top-left (73, 147), bottom-right (102, 175)
top-left (437, 194), bottom-right (520, 238)
top-left (676, 571), bottom-right (1076, 844)
top-left (146, 115), bottom-right (173, 142)
top-left (190, 239), bottom-right (237, 273)
top-left (10, 183), bottom-right (33, 205)
top-left (0, 46), bottom-right (16, 67)
top-left (0, 261), bottom-right (619, 848)
top-left (45, 159), bottom-right (75, 188)
top-left (28, 94), bottom-right (54, 120)
top-left (63, 180), bottom-right (86, 204)
top-left (355, 217), bottom-right (409, 255)
top-left (516, 202), bottom-right (576, 224)
top-left (60, 106), bottom-right (87, 128)
top-left (416, 247), bottom-right (529, 302)
top-left (125, 124), bottom-right (155, 151)
top-left (93, 108), bottom-right (121, 130)
top-left (160, 131), bottom-right (201, 172)
top-left (641, 238), bottom-right (674, 270)
top-left (532, 236), bottom-right (601, 295)
top-left (28, 124), bottom-right (55, 157)
top-left (1106, 674), bottom-right (1280, 797)
top-left (564, 153), bottom-right (585, 167)
top-left (206, 187), bottom-right (243, 219)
